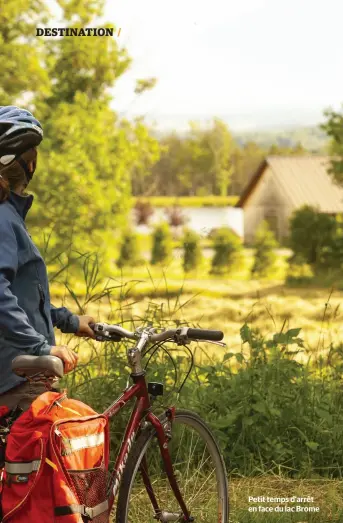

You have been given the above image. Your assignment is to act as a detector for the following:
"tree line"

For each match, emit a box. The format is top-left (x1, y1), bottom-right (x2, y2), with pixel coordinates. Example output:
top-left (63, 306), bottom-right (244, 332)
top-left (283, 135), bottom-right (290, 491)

top-left (134, 121), bottom-right (309, 198)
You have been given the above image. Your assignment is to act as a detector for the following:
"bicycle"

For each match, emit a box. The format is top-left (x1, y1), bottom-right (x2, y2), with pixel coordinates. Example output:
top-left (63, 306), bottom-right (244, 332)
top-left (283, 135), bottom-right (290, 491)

top-left (9, 323), bottom-right (229, 522)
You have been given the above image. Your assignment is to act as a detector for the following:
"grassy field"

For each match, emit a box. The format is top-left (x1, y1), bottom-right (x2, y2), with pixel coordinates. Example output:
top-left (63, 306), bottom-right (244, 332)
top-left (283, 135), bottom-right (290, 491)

top-left (51, 252), bottom-right (342, 357)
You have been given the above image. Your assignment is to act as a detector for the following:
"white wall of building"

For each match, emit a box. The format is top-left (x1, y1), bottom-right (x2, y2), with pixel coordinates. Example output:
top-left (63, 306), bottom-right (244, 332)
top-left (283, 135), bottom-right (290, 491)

top-left (131, 206), bottom-right (244, 238)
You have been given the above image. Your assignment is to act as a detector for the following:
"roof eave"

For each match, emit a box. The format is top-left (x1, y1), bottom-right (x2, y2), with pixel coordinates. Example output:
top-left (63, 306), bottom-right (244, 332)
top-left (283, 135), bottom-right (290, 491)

top-left (235, 158), bottom-right (268, 208)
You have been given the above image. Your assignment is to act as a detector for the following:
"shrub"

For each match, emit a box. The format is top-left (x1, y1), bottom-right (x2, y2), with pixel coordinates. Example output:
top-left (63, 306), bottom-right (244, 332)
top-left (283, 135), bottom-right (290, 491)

top-left (182, 229), bottom-right (202, 273)
top-left (210, 227), bottom-right (243, 274)
top-left (286, 254), bottom-right (315, 285)
top-left (151, 223), bottom-right (172, 265)
top-left (117, 229), bottom-right (141, 268)
top-left (134, 199), bottom-right (154, 225)
top-left (289, 205), bottom-right (337, 267)
top-left (191, 324), bottom-right (343, 478)
top-left (251, 221), bottom-right (278, 278)
top-left (165, 206), bottom-right (186, 228)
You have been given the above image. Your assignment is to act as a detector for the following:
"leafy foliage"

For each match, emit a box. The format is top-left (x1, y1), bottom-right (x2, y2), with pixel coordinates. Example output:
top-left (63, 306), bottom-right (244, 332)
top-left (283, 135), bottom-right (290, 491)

top-left (0, 0), bottom-right (160, 271)
top-left (321, 107), bottom-right (343, 184)
top-left (183, 324), bottom-right (343, 478)
top-left (286, 255), bottom-right (314, 286)
top-left (0, 0), bottom-right (50, 104)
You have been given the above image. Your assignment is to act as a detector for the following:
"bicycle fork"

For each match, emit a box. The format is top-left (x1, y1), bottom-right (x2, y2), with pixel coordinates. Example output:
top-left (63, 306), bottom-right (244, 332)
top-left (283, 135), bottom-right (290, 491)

top-left (141, 410), bottom-right (194, 523)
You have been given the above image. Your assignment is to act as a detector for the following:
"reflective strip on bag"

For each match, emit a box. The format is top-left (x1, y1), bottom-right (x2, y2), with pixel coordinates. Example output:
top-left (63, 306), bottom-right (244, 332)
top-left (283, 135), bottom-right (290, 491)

top-left (55, 499), bottom-right (109, 519)
top-left (5, 460), bottom-right (41, 475)
top-left (62, 432), bottom-right (105, 455)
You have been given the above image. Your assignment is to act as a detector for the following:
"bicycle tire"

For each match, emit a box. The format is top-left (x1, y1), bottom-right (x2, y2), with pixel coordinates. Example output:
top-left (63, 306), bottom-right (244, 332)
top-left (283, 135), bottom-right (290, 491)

top-left (115, 409), bottom-right (229, 522)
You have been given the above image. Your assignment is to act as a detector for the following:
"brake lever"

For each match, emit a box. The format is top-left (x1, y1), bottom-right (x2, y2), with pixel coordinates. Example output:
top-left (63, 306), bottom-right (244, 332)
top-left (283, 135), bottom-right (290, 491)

top-left (90, 323), bottom-right (123, 342)
top-left (95, 333), bottom-right (123, 342)
top-left (196, 340), bottom-right (227, 348)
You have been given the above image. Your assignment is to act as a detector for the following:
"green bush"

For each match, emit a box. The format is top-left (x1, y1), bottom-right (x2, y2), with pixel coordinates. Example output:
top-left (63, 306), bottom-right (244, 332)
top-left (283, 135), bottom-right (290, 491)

top-left (210, 227), bottom-right (243, 274)
top-left (251, 221), bottom-right (278, 278)
top-left (117, 229), bottom-right (141, 268)
top-left (289, 205), bottom-right (337, 267)
top-left (151, 223), bottom-right (172, 265)
top-left (182, 229), bottom-right (202, 273)
top-left (286, 254), bottom-right (315, 285)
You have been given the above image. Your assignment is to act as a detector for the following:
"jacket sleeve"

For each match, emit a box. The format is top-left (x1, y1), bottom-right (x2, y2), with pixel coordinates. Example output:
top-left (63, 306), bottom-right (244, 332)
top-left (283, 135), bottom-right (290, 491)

top-left (0, 221), bottom-right (51, 356)
top-left (50, 305), bottom-right (80, 334)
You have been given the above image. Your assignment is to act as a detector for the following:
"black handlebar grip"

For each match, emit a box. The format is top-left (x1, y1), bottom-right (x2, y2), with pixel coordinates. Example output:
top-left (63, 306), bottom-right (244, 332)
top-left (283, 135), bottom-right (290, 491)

top-left (187, 328), bottom-right (224, 341)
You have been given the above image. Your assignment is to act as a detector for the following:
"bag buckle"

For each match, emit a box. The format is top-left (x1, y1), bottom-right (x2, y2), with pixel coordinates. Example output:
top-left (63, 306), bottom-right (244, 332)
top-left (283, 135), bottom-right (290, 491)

top-left (80, 505), bottom-right (94, 520)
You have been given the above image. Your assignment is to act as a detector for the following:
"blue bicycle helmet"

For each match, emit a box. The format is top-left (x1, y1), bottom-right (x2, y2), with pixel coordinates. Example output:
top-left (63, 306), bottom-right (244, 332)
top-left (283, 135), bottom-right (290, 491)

top-left (0, 106), bottom-right (43, 176)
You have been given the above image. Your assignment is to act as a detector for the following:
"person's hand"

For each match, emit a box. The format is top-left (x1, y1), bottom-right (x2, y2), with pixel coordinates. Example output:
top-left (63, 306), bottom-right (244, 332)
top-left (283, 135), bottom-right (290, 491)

top-left (75, 315), bottom-right (96, 339)
top-left (51, 345), bottom-right (78, 373)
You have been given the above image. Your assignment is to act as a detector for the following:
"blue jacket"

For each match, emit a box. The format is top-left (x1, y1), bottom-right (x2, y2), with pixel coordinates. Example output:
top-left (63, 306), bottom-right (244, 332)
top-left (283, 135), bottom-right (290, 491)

top-left (0, 192), bottom-right (79, 395)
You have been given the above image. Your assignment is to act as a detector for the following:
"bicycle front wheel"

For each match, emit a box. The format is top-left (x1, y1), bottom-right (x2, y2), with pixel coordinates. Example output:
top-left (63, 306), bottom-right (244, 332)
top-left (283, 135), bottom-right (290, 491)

top-left (116, 409), bottom-right (229, 522)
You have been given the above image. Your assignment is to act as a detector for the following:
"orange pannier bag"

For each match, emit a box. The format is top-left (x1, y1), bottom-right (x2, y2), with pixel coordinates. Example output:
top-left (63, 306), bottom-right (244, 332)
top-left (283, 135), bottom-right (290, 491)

top-left (1, 391), bottom-right (110, 523)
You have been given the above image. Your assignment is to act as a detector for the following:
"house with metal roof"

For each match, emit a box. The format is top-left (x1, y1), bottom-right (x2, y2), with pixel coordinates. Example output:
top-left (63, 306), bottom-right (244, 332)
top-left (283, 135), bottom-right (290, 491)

top-left (235, 156), bottom-right (343, 243)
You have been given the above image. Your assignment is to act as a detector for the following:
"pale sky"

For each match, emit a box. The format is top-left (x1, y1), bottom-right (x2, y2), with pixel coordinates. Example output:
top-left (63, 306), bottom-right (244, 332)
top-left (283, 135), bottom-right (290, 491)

top-left (50, 0), bottom-right (343, 131)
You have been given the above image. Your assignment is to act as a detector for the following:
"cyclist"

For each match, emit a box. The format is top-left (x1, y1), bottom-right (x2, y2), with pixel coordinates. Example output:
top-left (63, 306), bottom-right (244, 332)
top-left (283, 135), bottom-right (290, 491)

top-left (0, 106), bottom-right (95, 412)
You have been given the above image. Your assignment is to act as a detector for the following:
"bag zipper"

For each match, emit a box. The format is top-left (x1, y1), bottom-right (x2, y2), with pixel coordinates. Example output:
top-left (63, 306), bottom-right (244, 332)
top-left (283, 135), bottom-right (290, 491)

top-left (46, 392), bottom-right (68, 414)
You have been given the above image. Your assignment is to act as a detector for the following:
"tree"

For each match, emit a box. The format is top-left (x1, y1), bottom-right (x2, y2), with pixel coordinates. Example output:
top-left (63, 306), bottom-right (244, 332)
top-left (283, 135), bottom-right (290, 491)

top-left (149, 119), bottom-right (235, 197)
top-left (251, 221), bottom-right (278, 278)
top-left (321, 107), bottom-right (343, 185)
top-left (0, 0), bottom-right (50, 105)
top-left (29, 93), bottom-right (132, 262)
top-left (3, 0), bottom-right (162, 272)
top-left (231, 142), bottom-right (264, 195)
top-left (128, 118), bottom-right (161, 196)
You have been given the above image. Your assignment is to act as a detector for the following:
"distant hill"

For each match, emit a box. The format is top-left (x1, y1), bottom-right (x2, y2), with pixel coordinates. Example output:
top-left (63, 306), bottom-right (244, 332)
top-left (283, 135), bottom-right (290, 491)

top-left (234, 125), bottom-right (329, 153)
top-left (154, 123), bottom-right (330, 153)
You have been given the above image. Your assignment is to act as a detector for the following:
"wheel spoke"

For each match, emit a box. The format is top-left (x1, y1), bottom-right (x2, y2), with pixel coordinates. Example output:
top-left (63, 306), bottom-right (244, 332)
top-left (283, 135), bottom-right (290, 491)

top-left (114, 411), bottom-right (228, 523)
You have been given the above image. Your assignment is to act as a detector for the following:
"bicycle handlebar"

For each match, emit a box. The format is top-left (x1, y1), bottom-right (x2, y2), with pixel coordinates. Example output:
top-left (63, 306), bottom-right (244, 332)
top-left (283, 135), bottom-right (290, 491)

top-left (90, 323), bottom-right (224, 344)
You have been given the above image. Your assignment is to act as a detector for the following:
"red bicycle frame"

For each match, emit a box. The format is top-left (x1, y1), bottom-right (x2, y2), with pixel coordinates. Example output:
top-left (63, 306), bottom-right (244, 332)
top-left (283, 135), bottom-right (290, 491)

top-left (103, 373), bottom-right (191, 520)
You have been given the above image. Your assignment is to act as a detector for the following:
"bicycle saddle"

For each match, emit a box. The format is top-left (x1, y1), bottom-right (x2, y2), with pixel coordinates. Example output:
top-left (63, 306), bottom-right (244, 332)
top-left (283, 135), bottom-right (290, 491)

top-left (12, 355), bottom-right (64, 379)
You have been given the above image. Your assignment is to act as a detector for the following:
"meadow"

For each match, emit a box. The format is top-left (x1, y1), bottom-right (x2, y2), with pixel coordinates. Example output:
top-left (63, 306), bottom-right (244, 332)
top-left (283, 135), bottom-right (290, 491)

top-left (51, 250), bottom-right (343, 359)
